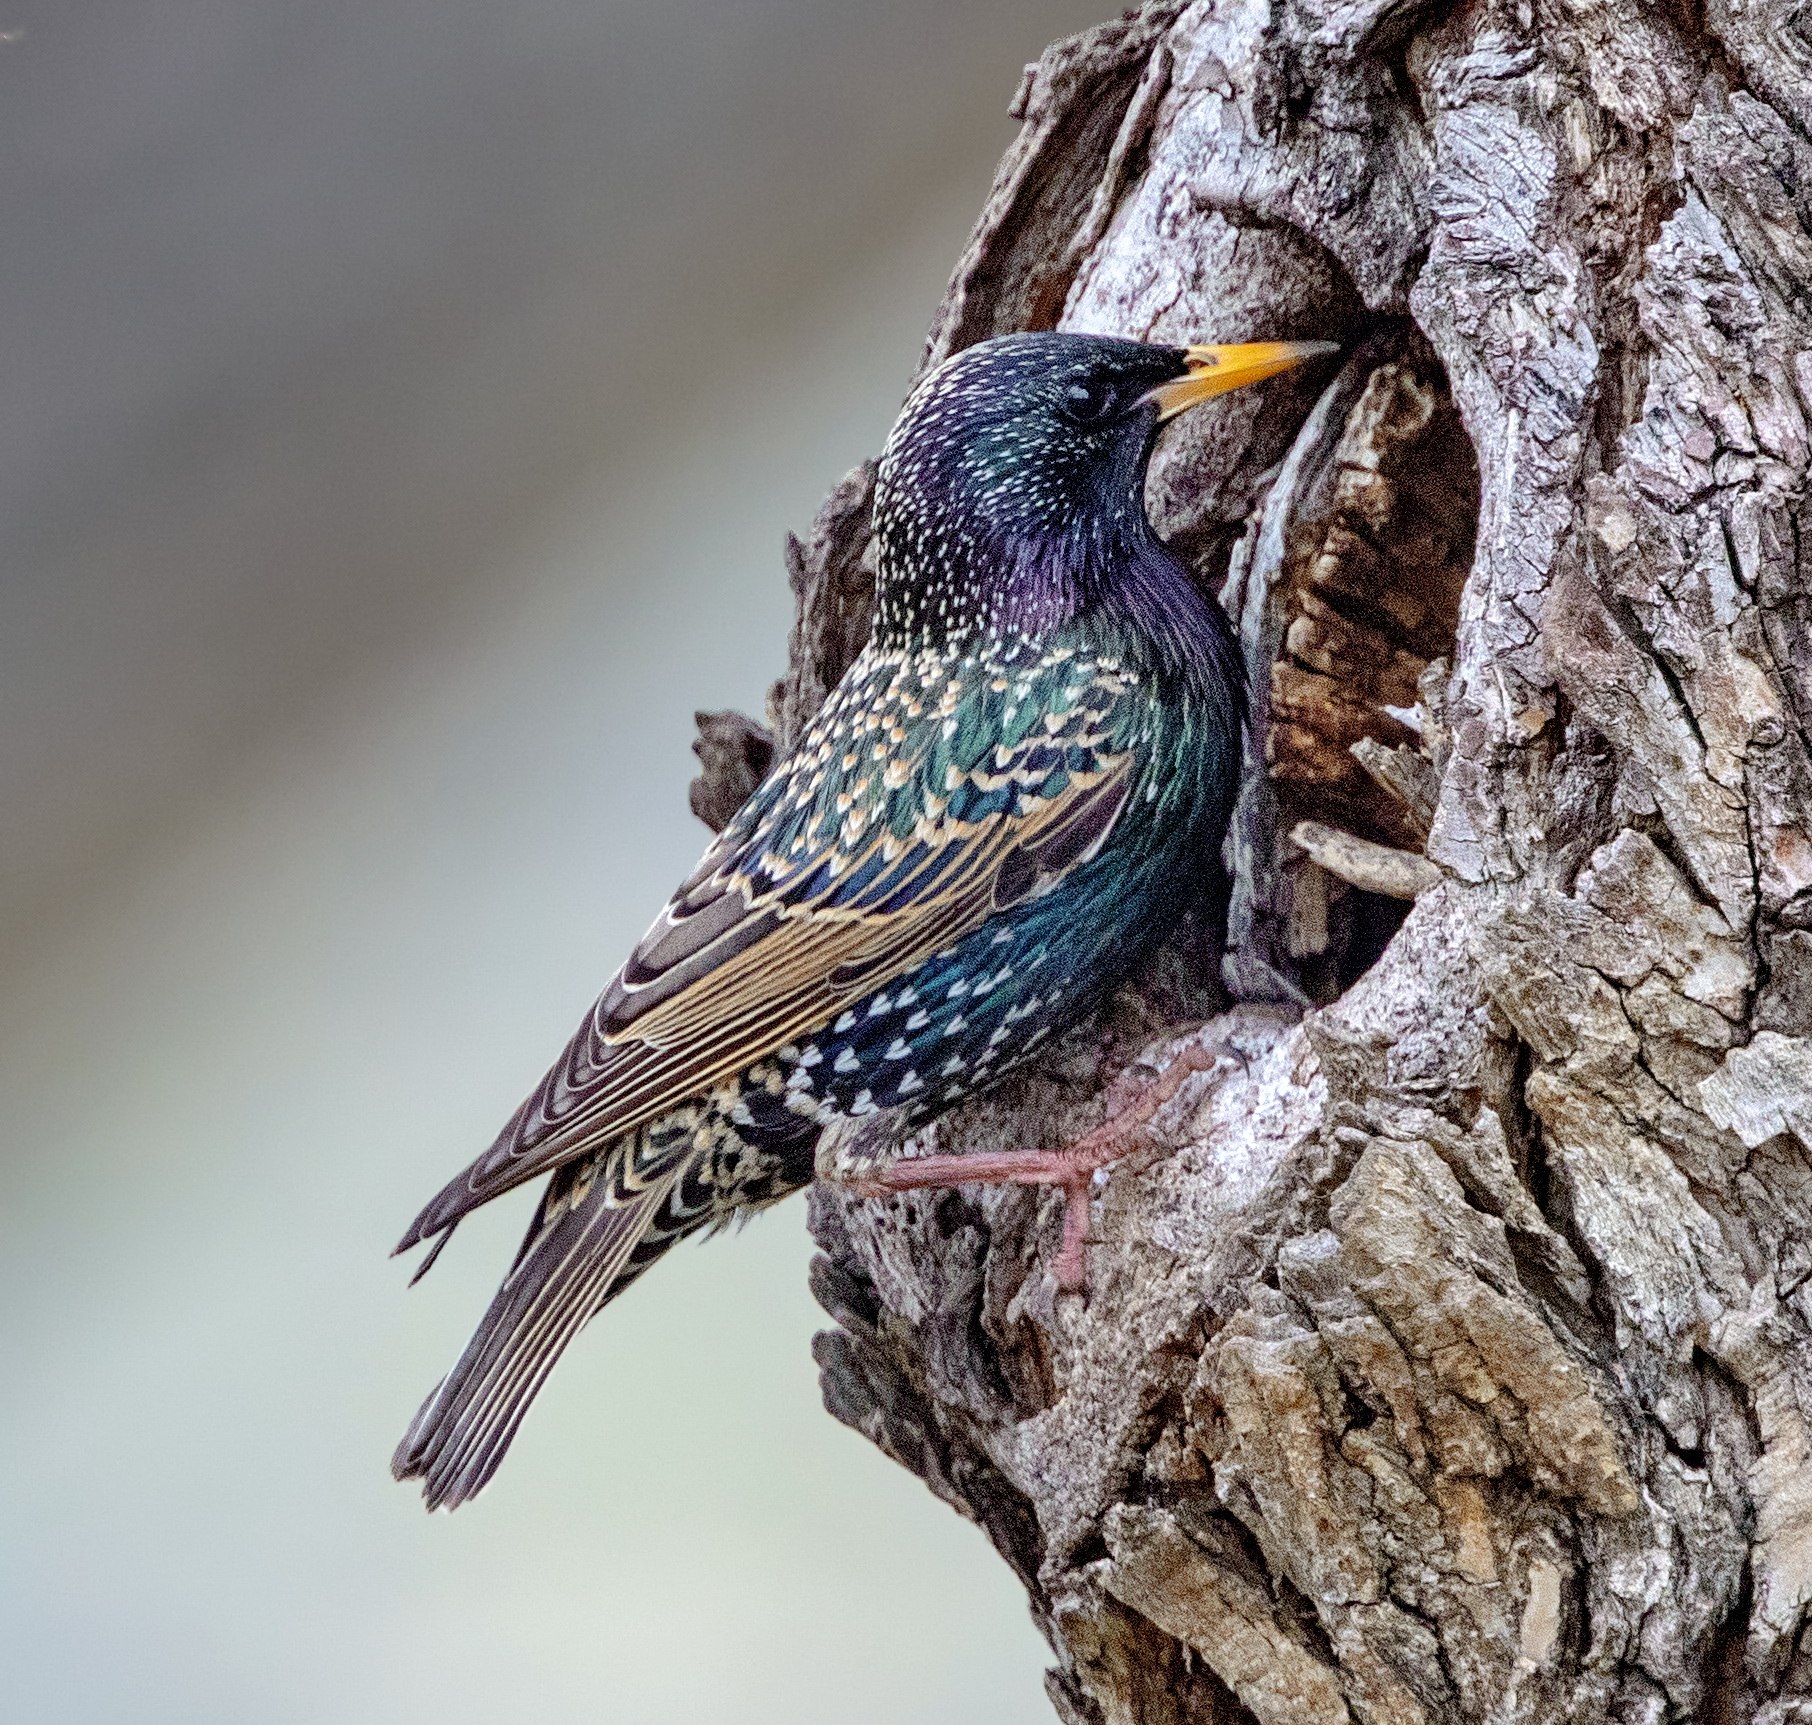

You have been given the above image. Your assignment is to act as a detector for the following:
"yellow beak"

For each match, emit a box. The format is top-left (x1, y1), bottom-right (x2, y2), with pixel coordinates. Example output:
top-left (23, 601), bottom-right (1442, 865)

top-left (1146, 340), bottom-right (1341, 422)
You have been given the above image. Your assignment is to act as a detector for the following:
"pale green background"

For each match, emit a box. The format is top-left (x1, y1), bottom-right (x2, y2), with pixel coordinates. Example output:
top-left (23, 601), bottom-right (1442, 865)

top-left (0, 4), bottom-right (1108, 1720)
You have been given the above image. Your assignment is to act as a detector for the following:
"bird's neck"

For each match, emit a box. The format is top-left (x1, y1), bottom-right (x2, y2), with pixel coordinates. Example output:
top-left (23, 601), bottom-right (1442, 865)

top-left (1096, 532), bottom-right (1244, 699)
top-left (872, 504), bottom-right (1235, 700)
top-left (871, 489), bottom-right (1148, 642)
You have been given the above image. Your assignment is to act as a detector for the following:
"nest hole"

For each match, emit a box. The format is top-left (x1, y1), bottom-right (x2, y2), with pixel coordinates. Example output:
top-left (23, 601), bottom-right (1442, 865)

top-left (1228, 334), bottom-right (1481, 1007)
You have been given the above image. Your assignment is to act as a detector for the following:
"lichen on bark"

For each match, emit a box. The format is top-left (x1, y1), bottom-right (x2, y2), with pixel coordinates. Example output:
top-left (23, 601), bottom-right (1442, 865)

top-left (693, 3), bottom-right (1812, 1718)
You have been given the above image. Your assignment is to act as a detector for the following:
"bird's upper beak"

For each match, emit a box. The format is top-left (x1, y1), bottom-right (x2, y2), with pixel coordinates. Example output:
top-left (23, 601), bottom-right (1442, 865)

top-left (1145, 340), bottom-right (1341, 422)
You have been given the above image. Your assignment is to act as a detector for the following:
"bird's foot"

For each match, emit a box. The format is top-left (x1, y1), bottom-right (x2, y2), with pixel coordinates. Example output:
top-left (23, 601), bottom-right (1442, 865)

top-left (852, 1040), bottom-right (1229, 1292)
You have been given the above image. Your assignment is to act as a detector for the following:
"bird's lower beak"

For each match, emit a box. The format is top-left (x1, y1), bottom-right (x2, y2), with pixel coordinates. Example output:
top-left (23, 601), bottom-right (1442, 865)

top-left (1146, 340), bottom-right (1341, 422)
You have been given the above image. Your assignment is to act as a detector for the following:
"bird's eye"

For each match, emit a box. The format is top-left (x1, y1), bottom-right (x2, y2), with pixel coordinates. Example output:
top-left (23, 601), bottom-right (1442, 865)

top-left (1059, 374), bottom-right (1117, 427)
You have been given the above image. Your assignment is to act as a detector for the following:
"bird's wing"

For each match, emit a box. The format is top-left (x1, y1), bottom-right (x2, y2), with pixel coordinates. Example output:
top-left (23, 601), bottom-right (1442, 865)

top-left (397, 645), bottom-right (1140, 1251)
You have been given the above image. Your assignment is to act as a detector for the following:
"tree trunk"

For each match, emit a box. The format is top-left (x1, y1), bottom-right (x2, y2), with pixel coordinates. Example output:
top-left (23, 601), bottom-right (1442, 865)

top-left (693, 3), bottom-right (1812, 1718)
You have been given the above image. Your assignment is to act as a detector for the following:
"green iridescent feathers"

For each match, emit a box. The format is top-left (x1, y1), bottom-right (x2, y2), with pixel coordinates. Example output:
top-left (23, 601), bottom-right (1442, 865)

top-left (397, 634), bottom-right (1147, 1253)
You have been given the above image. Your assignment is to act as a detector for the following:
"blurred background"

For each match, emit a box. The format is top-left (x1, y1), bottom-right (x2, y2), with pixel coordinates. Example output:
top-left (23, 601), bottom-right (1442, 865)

top-left (0, 3), bottom-right (1111, 1720)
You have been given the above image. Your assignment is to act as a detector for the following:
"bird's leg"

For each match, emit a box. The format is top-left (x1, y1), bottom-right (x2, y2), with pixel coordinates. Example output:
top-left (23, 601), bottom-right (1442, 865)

top-left (853, 1041), bottom-right (1229, 1292)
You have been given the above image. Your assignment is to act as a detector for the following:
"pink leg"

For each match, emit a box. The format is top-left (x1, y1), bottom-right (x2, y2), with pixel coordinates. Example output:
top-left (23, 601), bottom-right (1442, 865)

top-left (856, 1042), bottom-right (1227, 1292)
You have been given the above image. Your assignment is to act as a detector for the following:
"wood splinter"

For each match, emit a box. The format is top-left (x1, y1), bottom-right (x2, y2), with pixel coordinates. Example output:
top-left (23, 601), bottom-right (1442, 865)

top-left (1350, 735), bottom-right (1437, 833)
top-left (1289, 818), bottom-right (1441, 900)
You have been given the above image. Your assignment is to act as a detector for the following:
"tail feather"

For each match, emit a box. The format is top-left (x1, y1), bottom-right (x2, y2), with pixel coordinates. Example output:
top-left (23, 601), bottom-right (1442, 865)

top-left (393, 1144), bottom-right (704, 1510)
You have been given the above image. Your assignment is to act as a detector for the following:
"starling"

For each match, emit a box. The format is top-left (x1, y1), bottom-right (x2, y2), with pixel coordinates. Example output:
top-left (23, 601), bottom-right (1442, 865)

top-left (392, 331), bottom-right (1336, 1508)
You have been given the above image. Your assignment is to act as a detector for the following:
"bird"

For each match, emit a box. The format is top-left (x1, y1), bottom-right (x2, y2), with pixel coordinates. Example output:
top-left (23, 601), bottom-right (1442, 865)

top-left (391, 330), bottom-right (1337, 1509)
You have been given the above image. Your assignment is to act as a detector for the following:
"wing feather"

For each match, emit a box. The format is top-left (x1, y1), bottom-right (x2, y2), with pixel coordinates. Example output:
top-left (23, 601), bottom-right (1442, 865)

top-left (392, 1147), bottom-right (696, 1509)
top-left (396, 647), bottom-right (1138, 1252)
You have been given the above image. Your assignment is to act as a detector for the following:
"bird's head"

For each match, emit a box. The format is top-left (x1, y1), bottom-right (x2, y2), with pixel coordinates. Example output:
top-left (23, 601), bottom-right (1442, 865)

top-left (870, 331), bottom-right (1336, 648)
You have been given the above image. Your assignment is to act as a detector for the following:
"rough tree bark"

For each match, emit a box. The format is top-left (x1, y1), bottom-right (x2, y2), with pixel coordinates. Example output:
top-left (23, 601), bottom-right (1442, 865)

top-left (694, 3), bottom-right (1812, 1718)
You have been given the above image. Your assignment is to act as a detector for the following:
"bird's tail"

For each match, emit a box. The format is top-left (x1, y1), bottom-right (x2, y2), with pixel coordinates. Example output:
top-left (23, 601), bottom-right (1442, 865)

top-left (393, 1131), bottom-right (708, 1510)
